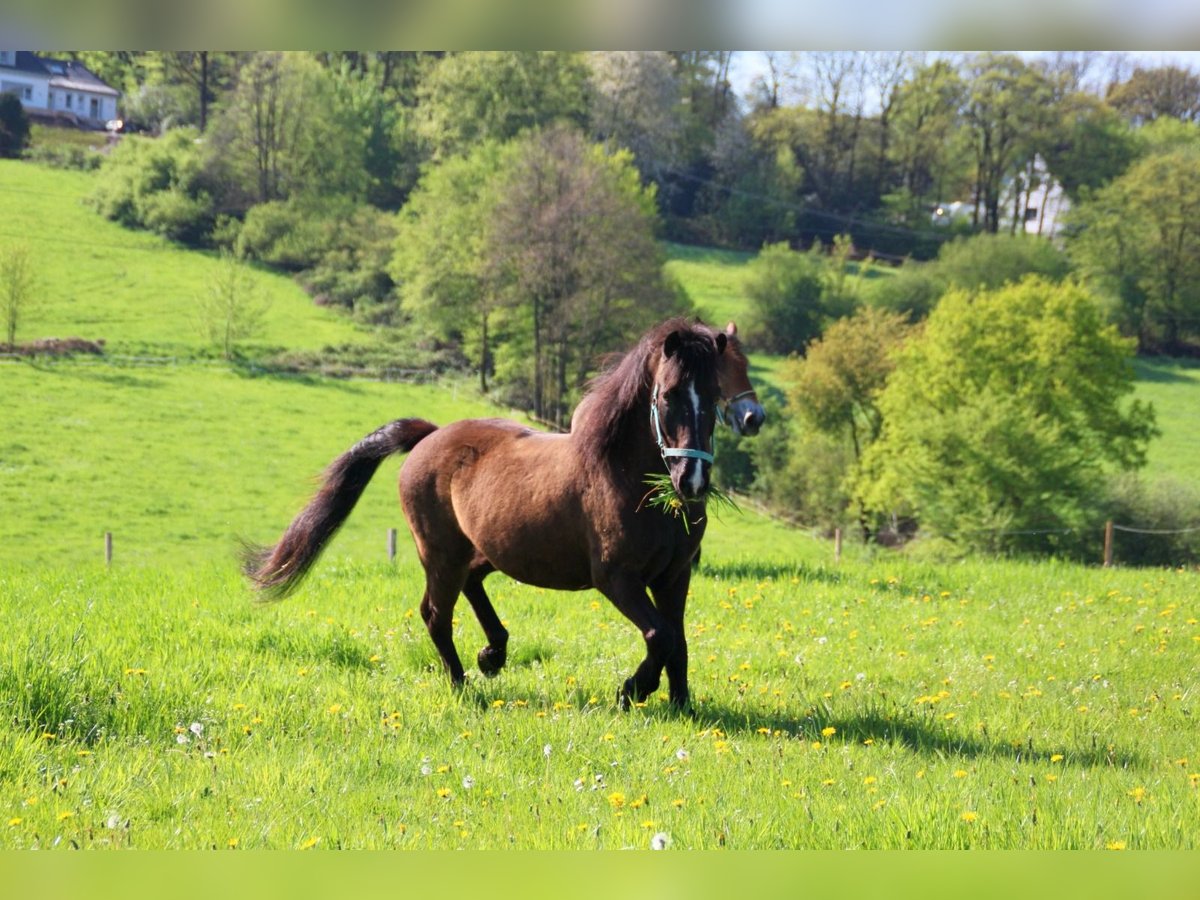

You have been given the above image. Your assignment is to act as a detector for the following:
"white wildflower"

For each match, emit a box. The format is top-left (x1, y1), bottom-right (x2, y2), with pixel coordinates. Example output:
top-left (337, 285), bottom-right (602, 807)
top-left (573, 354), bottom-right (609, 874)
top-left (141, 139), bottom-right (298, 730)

top-left (650, 832), bottom-right (672, 850)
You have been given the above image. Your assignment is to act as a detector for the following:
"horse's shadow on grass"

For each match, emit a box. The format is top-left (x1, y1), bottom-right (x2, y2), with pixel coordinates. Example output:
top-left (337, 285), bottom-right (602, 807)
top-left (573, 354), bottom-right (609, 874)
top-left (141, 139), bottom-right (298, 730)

top-left (685, 702), bottom-right (1144, 771)
top-left (457, 675), bottom-right (1143, 772)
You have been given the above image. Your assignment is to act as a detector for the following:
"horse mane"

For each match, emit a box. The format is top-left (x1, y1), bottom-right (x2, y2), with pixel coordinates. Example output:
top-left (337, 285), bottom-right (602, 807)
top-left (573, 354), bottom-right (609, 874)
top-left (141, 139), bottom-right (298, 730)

top-left (572, 318), bottom-right (720, 460)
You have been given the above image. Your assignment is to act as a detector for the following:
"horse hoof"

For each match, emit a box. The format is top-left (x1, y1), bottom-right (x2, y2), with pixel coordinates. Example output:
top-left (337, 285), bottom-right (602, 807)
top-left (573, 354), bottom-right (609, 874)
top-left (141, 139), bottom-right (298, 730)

top-left (477, 646), bottom-right (507, 677)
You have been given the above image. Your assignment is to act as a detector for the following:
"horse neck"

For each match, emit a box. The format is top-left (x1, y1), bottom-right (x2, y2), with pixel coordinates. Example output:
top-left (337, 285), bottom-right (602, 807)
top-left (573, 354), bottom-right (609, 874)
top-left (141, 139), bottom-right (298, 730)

top-left (571, 379), bottom-right (663, 483)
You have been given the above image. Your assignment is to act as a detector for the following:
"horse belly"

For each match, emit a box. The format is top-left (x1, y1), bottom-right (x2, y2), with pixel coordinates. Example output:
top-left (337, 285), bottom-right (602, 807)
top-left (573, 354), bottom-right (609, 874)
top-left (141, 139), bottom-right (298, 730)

top-left (451, 443), bottom-right (594, 591)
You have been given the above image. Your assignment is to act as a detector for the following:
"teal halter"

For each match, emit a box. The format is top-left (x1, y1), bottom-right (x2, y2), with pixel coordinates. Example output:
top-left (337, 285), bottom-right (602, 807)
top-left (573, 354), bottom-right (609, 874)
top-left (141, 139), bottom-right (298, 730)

top-left (650, 384), bottom-right (715, 466)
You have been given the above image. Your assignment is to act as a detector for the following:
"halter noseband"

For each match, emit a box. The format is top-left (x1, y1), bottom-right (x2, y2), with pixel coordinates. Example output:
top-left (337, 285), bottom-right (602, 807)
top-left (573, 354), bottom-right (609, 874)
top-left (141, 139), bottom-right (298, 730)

top-left (716, 389), bottom-right (758, 428)
top-left (651, 384), bottom-right (715, 466)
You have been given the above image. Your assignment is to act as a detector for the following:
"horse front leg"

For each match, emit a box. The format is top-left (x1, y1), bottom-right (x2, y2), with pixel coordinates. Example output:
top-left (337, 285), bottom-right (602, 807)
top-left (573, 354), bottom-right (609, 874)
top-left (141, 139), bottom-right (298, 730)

top-left (650, 568), bottom-right (692, 710)
top-left (596, 571), bottom-right (675, 710)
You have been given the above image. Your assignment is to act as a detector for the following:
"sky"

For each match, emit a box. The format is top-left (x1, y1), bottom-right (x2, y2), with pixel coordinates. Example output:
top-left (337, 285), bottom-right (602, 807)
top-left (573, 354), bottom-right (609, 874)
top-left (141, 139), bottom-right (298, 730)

top-left (727, 49), bottom-right (1200, 105)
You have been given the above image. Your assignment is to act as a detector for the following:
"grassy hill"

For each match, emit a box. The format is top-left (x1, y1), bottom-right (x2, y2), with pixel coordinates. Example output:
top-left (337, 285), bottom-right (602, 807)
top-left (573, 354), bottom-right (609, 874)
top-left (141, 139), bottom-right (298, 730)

top-left (0, 161), bottom-right (378, 357)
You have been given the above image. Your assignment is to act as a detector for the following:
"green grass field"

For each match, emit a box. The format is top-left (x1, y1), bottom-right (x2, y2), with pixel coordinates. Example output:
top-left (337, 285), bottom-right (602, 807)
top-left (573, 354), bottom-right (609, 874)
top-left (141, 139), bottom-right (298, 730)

top-left (0, 161), bottom-right (377, 357)
top-left (1, 162), bottom-right (1198, 849)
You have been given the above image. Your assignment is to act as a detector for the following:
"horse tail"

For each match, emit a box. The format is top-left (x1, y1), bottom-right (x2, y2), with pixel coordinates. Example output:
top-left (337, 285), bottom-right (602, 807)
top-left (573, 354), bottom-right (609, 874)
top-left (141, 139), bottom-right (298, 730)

top-left (244, 418), bottom-right (438, 600)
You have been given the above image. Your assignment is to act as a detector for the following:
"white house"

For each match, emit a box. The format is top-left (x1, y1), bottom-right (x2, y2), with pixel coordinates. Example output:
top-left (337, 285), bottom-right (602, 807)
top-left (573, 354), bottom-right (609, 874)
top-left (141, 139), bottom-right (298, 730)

top-left (0, 50), bottom-right (120, 127)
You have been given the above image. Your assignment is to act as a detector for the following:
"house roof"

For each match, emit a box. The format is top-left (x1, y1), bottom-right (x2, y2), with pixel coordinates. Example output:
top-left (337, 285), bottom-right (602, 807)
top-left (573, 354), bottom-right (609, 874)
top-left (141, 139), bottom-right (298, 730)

top-left (1, 51), bottom-right (120, 97)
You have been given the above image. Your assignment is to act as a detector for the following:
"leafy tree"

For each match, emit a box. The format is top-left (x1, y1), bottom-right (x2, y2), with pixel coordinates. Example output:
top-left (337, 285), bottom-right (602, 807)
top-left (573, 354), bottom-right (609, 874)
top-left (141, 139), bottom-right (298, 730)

top-left (933, 232), bottom-right (1070, 290)
top-left (487, 124), bottom-right (685, 425)
top-left (0, 94), bottom-right (31, 159)
top-left (415, 52), bottom-right (589, 161)
top-left (856, 277), bottom-right (1157, 553)
top-left (1, 243), bottom-right (36, 347)
top-left (742, 242), bottom-right (827, 354)
top-left (206, 52), bottom-right (369, 210)
top-left (392, 140), bottom-right (511, 392)
top-left (587, 51), bottom-right (684, 205)
top-left (1043, 93), bottom-right (1140, 201)
top-left (1069, 146), bottom-right (1200, 351)
top-left (784, 306), bottom-right (912, 536)
top-left (961, 54), bottom-right (1056, 232)
top-left (1106, 66), bottom-right (1200, 125)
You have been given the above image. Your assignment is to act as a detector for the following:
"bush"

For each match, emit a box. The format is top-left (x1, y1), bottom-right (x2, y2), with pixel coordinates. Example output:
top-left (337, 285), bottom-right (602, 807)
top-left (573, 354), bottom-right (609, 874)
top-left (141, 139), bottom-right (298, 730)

top-left (743, 242), bottom-right (827, 354)
top-left (1100, 474), bottom-right (1200, 566)
top-left (236, 201), bottom-right (328, 270)
top-left (0, 94), bottom-right (30, 159)
top-left (89, 129), bottom-right (216, 244)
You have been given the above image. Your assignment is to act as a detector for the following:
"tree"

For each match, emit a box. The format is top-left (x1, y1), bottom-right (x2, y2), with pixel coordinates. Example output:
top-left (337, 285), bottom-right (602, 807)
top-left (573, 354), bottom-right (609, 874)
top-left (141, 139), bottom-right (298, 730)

top-left (1069, 147), bottom-right (1200, 351)
top-left (1107, 66), bottom-right (1200, 125)
top-left (392, 140), bottom-right (511, 392)
top-left (196, 251), bottom-right (270, 360)
top-left (0, 94), bottom-right (30, 159)
top-left (1, 243), bottom-right (36, 347)
top-left (206, 52), bottom-right (369, 210)
top-left (784, 306), bottom-right (912, 536)
top-left (487, 124), bottom-right (685, 425)
top-left (587, 52), bottom-right (683, 193)
top-left (415, 52), bottom-right (589, 161)
top-left (961, 54), bottom-right (1056, 232)
top-left (742, 242), bottom-right (827, 354)
top-left (856, 277), bottom-right (1156, 552)
top-left (1043, 93), bottom-right (1140, 201)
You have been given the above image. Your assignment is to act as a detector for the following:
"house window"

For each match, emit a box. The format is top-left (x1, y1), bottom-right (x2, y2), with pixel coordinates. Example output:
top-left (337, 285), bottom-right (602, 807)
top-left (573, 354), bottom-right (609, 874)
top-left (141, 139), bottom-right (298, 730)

top-left (64, 93), bottom-right (72, 109)
top-left (90, 97), bottom-right (99, 118)
top-left (1024, 206), bottom-right (1038, 222)
top-left (24, 86), bottom-right (30, 101)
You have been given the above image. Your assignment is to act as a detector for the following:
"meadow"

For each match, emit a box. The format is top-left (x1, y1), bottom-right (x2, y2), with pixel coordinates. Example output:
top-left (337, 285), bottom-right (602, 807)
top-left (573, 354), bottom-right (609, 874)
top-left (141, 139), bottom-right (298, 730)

top-left (0, 162), bottom-right (1198, 849)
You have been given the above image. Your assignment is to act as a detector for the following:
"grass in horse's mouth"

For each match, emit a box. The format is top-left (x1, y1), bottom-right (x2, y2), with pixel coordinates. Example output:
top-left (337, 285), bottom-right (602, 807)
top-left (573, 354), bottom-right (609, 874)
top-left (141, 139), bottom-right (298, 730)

top-left (639, 473), bottom-right (740, 534)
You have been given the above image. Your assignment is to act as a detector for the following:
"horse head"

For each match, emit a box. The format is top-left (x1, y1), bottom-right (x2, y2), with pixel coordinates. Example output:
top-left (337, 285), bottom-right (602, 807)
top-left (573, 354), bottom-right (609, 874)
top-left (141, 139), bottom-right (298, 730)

top-left (716, 322), bottom-right (765, 437)
top-left (650, 324), bottom-right (726, 501)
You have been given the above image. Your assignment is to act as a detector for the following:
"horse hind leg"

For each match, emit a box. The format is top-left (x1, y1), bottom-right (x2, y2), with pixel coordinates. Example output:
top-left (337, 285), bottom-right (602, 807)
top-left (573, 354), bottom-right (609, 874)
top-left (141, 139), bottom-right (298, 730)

top-left (463, 559), bottom-right (508, 677)
top-left (419, 568), bottom-right (469, 685)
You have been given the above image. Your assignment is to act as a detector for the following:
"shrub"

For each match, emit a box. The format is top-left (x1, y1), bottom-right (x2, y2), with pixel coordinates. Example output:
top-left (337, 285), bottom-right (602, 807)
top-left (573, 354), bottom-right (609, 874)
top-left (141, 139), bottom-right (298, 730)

top-left (0, 94), bottom-right (30, 159)
top-left (1100, 474), bottom-right (1200, 566)
top-left (89, 129), bottom-right (216, 244)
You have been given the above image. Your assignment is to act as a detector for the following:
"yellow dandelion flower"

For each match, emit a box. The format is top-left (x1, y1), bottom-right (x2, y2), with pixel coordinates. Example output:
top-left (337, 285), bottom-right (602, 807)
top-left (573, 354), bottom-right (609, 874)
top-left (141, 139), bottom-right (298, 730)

top-left (8, 818), bottom-right (21, 827)
top-left (811, 741), bottom-right (822, 750)
top-left (961, 811), bottom-right (978, 823)
top-left (641, 820), bottom-right (656, 829)
top-left (821, 779), bottom-right (836, 786)
top-left (436, 765), bottom-right (450, 774)
top-left (821, 727), bottom-right (837, 738)
top-left (1050, 754), bottom-right (1064, 763)
top-left (1106, 841), bottom-right (1127, 851)
top-left (437, 788), bottom-right (452, 799)
top-left (608, 792), bottom-right (626, 809)
top-left (57, 811), bottom-right (74, 822)
top-left (300, 837), bottom-right (319, 850)
top-left (863, 776), bottom-right (877, 785)
top-left (40, 732), bottom-right (55, 741)
top-left (630, 794), bottom-right (648, 809)
top-left (327, 704), bottom-right (342, 715)
top-left (491, 699), bottom-right (505, 708)
top-left (756, 727), bottom-right (771, 735)
top-left (672, 798), bottom-right (685, 808)
top-left (863, 738), bottom-right (875, 746)
top-left (1046, 774), bottom-right (1058, 783)
top-left (1127, 787), bottom-right (1147, 803)
top-left (953, 769), bottom-right (968, 778)
top-left (227, 838), bottom-right (239, 849)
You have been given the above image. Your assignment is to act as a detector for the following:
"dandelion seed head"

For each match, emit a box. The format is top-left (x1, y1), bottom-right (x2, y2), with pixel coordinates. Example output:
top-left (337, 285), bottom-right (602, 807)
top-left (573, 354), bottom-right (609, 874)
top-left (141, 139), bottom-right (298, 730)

top-left (462, 775), bottom-right (476, 789)
top-left (650, 832), bottom-right (671, 850)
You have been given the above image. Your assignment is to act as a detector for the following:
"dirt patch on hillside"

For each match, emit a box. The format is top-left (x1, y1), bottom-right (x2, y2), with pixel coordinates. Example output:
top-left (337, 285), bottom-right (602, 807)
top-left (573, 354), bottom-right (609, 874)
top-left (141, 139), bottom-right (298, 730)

top-left (3, 338), bottom-right (106, 357)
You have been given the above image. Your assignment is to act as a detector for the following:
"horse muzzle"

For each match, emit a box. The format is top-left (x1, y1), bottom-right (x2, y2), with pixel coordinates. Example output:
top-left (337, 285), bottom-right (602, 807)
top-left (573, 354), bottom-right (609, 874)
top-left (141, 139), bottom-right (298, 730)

top-left (670, 455), bottom-right (711, 501)
top-left (729, 399), bottom-right (765, 436)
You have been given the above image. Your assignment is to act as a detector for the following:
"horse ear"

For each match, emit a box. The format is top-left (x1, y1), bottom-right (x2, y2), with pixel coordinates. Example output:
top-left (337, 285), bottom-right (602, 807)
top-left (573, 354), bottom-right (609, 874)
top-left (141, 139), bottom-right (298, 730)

top-left (715, 332), bottom-right (727, 354)
top-left (725, 321), bottom-right (738, 337)
top-left (663, 330), bottom-right (682, 359)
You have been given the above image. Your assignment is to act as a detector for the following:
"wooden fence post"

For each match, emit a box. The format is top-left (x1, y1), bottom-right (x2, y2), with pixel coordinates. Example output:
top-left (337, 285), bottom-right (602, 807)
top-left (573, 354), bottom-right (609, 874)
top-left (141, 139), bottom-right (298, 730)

top-left (834, 527), bottom-right (842, 564)
top-left (1103, 520), bottom-right (1114, 568)
top-left (104, 531), bottom-right (112, 566)
top-left (387, 528), bottom-right (397, 563)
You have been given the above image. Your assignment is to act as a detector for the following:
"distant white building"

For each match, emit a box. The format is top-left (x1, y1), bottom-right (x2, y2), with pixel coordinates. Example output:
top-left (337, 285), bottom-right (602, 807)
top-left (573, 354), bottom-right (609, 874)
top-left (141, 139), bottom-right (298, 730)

top-left (0, 50), bottom-right (120, 127)
top-left (931, 156), bottom-right (1070, 239)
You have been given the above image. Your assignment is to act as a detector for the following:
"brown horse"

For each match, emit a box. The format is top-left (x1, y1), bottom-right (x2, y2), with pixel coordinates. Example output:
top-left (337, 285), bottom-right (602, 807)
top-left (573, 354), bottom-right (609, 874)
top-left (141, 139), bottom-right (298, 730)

top-left (246, 319), bottom-right (730, 709)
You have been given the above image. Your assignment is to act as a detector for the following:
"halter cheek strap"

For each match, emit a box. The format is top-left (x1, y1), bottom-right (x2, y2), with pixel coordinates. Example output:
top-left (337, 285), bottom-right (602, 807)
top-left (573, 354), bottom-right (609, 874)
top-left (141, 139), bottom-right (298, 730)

top-left (651, 385), bottom-right (715, 465)
top-left (716, 389), bottom-right (758, 427)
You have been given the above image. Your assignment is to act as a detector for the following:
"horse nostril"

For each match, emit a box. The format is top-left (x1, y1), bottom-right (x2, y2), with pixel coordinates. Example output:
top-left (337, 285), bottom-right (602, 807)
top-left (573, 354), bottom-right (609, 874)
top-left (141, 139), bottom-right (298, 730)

top-left (742, 409), bottom-right (764, 435)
